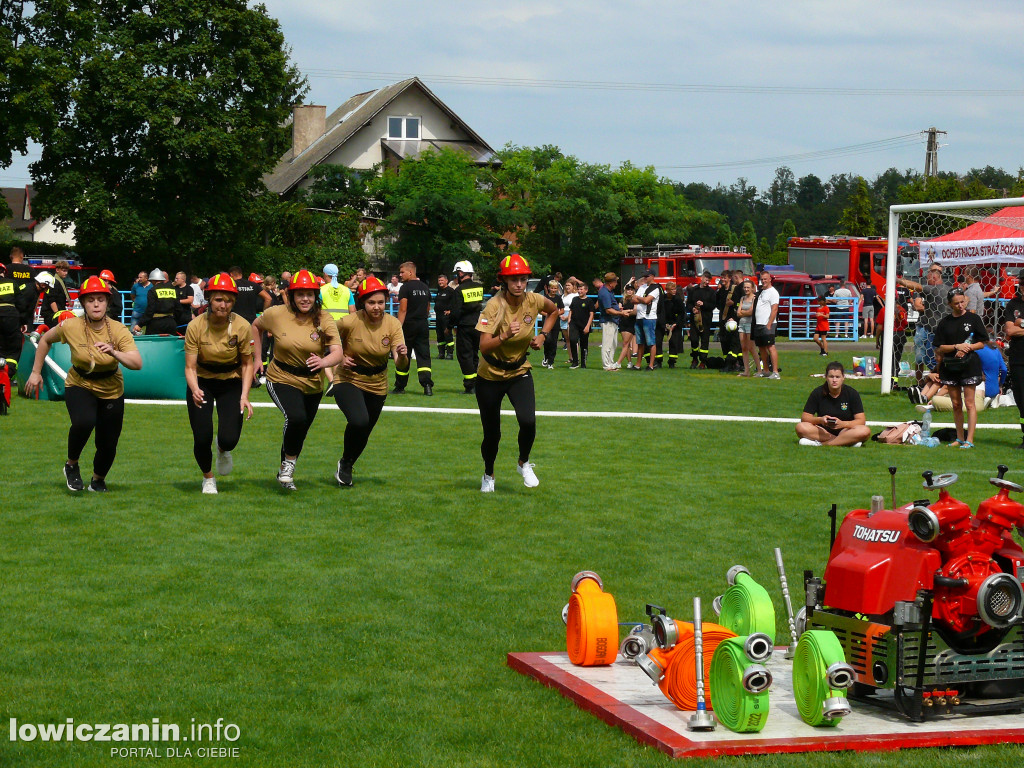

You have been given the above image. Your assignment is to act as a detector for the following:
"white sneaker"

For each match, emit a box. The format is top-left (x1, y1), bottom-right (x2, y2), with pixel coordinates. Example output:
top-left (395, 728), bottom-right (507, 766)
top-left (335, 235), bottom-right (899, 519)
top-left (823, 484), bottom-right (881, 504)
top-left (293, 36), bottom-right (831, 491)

top-left (216, 448), bottom-right (233, 476)
top-left (202, 477), bottom-right (218, 494)
top-left (278, 458), bottom-right (297, 489)
top-left (480, 474), bottom-right (495, 493)
top-left (768, 372), bottom-right (781, 380)
top-left (612, 362), bottom-right (621, 369)
top-left (517, 462), bottom-right (540, 488)
top-left (852, 442), bottom-right (863, 448)
top-left (798, 438), bottom-right (822, 447)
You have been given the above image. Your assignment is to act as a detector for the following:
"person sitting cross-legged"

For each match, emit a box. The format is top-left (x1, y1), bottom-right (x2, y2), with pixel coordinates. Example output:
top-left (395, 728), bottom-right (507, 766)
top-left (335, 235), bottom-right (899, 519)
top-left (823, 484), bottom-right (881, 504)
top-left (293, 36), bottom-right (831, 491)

top-left (796, 362), bottom-right (871, 447)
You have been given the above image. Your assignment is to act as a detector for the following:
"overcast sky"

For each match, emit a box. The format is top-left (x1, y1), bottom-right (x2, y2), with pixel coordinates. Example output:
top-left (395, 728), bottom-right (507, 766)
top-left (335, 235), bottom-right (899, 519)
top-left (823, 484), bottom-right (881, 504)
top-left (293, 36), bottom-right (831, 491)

top-left (3, 1), bottom-right (1022, 194)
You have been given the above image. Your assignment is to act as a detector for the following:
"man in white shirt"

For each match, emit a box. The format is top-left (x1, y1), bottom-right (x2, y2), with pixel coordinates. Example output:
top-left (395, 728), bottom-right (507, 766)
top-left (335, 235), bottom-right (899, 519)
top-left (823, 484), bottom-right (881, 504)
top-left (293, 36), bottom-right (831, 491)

top-left (190, 275), bottom-right (206, 316)
top-left (633, 272), bottom-right (661, 371)
top-left (754, 271), bottom-right (781, 379)
top-left (831, 278), bottom-right (856, 338)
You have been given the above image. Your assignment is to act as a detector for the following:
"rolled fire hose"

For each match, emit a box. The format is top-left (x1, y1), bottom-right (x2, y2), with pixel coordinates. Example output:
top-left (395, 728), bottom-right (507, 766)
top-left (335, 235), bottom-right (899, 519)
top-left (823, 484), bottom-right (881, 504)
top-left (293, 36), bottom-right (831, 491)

top-left (792, 630), bottom-right (853, 727)
top-left (566, 572), bottom-right (618, 666)
top-left (716, 566), bottom-right (776, 637)
top-left (709, 636), bottom-right (771, 733)
top-left (649, 622), bottom-right (736, 711)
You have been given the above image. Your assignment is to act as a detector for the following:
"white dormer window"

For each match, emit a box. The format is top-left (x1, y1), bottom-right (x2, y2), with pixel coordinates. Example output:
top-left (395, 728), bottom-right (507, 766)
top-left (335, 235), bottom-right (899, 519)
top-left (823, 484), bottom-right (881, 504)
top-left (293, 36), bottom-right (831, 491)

top-left (387, 116), bottom-right (420, 139)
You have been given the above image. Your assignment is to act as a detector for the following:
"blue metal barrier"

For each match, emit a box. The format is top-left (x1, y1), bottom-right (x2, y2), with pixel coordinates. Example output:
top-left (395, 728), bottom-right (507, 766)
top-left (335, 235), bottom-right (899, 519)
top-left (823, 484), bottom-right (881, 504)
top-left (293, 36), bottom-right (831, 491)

top-left (786, 297), bottom-right (860, 341)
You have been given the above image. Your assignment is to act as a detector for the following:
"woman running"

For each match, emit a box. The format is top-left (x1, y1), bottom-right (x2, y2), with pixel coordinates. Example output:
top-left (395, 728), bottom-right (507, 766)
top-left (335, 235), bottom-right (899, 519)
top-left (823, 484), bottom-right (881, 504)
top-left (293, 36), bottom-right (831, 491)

top-left (252, 269), bottom-right (343, 489)
top-left (184, 273), bottom-right (254, 494)
top-left (476, 254), bottom-right (559, 492)
top-left (331, 276), bottom-right (410, 487)
top-left (25, 276), bottom-right (143, 492)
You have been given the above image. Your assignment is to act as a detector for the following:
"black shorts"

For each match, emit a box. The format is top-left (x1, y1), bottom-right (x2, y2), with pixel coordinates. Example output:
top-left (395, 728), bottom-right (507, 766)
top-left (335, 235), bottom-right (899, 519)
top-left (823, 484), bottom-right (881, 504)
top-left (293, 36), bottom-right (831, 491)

top-left (752, 326), bottom-right (776, 347)
top-left (939, 356), bottom-right (984, 388)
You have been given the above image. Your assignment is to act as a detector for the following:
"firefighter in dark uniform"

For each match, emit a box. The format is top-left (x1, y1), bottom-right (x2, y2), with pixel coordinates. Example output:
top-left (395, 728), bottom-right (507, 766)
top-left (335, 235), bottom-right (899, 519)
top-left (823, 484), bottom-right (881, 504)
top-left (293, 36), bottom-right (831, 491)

top-left (172, 271), bottom-right (193, 328)
top-left (99, 270), bottom-right (124, 322)
top-left (449, 259), bottom-right (484, 394)
top-left (392, 261), bottom-right (434, 396)
top-left (133, 269), bottom-right (179, 335)
top-left (687, 270), bottom-right (716, 368)
top-left (434, 273), bottom-right (455, 359)
top-left (228, 266), bottom-right (271, 324)
top-left (661, 282), bottom-right (686, 367)
top-left (0, 259), bottom-right (40, 411)
top-left (719, 270), bottom-right (744, 372)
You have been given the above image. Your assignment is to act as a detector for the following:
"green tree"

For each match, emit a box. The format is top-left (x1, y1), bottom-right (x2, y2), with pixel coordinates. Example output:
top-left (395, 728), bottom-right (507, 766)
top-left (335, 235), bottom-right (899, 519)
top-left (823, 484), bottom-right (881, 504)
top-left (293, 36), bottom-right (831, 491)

top-left (837, 177), bottom-right (876, 235)
top-left (26, 0), bottom-right (306, 270)
top-left (738, 220), bottom-right (758, 254)
top-left (0, 0), bottom-right (45, 169)
top-left (372, 148), bottom-right (514, 280)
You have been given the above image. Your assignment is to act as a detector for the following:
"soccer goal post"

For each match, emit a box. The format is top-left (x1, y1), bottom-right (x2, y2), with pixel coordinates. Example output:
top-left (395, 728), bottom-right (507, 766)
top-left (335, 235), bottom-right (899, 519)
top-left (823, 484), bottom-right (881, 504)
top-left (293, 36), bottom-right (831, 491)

top-left (880, 197), bottom-right (1024, 395)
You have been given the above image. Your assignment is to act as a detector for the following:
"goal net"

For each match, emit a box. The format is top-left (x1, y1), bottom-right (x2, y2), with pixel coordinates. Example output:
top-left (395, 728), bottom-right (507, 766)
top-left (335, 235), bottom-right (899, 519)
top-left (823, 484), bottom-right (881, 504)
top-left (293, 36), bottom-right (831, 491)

top-left (880, 197), bottom-right (1024, 394)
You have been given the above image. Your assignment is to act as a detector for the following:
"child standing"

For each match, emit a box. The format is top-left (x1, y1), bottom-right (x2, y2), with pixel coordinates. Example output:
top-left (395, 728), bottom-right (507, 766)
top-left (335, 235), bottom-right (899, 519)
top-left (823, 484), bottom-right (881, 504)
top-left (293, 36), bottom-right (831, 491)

top-left (813, 296), bottom-right (830, 357)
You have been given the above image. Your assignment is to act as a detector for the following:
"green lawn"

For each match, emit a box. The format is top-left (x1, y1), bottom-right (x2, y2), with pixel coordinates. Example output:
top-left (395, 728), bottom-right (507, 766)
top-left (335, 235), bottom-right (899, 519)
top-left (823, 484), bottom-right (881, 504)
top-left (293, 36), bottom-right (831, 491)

top-left (3, 343), bottom-right (1024, 766)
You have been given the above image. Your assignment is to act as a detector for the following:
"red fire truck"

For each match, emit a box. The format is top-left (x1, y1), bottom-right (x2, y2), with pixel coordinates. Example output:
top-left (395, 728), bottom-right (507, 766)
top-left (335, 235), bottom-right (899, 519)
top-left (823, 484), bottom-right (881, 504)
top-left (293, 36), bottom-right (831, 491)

top-left (787, 236), bottom-right (920, 292)
top-left (620, 244), bottom-right (755, 289)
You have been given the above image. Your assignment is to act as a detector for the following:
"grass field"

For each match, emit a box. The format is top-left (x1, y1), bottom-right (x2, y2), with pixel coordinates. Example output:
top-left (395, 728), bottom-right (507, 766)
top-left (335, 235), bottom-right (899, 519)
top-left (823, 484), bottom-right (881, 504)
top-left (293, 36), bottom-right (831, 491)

top-left (4, 342), bottom-right (1024, 766)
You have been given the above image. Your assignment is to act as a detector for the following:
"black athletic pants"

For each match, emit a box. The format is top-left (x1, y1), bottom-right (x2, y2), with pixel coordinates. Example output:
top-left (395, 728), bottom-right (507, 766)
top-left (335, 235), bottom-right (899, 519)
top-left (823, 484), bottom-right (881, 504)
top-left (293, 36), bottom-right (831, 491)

top-left (65, 385), bottom-right (125, 478)
top-left (1010, 363), bottom-right (1024, 440)
top-left (543, 327), bottom-right (558, 365)
top-left (456, 326), bottom-right (480, 391)
top-left (720, 326), bottom-right (742, 368)
top-left (145, 316), bottom-right (178, 335)
top-left (476, 372), bottom-right (536, 476)
top-left (568, 325), bottom-right (589, 367)
top-left (1, 314), bottom-right (22, 379)
top-left (395, 318), bottom-right (432, 390)
top-left (666, 326), bottom-right (684, 366)
top-left (266, 380), bottom-right (323, 459)
top-left (333, 382), bottom-right (387, 465)
top-left (186, 377), bottom-right (244, 474)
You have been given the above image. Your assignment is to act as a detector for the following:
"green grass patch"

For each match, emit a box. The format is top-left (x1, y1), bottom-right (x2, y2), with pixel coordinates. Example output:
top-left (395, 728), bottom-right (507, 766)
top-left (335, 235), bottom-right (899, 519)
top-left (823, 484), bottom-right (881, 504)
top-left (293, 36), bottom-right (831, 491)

top-left (3, 345), bottom-right (1024, 765)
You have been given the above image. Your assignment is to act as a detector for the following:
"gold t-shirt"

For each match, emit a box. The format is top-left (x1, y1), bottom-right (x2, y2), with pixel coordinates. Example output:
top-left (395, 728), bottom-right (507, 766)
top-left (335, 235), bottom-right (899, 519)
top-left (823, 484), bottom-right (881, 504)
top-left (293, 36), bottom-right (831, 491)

top-left (475, 292), bottom-right (546, 381)
top-left (55, 317), bottom-right (138, 399)
top-left (333, 311), bottom-right (405, 396)
top-left (184, 312), bottom-right (254, 381)
top-left (260, 305), bottom-right (341, 394)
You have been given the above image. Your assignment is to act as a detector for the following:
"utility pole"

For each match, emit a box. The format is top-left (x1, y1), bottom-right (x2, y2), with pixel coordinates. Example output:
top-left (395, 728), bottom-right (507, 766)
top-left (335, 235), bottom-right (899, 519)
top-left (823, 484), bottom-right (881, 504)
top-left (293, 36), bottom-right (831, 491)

top-left (924, 127), bottom-right (946, 177)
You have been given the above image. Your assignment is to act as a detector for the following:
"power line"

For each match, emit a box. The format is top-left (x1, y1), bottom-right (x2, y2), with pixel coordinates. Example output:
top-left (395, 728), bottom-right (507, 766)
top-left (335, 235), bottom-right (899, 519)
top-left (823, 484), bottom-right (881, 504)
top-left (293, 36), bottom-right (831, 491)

top-left (656, 133), bottom-right (927, 172)
top-left (303, 69), bottom-right (1024, 98)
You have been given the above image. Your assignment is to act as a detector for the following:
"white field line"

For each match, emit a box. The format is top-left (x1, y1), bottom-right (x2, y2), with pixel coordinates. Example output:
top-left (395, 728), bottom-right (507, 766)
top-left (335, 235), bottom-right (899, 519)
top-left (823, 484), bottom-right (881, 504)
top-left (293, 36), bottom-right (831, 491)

top-left (123, 399), bottom-right (1022, 430)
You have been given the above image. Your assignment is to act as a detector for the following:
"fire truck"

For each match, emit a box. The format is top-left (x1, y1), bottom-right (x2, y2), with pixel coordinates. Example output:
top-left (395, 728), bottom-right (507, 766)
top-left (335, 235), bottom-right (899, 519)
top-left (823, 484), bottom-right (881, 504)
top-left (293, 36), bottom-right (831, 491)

top-left (786, 236), bottom-right (924, 292)
top-left (621, 245), bottom-right (755, 290)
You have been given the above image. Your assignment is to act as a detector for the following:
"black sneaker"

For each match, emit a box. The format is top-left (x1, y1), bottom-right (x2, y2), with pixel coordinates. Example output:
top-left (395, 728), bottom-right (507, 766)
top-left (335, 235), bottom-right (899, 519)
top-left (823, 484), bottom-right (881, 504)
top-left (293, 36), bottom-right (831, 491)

top-left (64, 463), bottom-right (84, 491)
top-left (423, 385), bottom-right (433, 396)
top-left (88, 478), bottom-right (108, 492)
top-left (391, 387), bottom-right (406, 395)
top-left (335, 459), bottom-right (353, 487)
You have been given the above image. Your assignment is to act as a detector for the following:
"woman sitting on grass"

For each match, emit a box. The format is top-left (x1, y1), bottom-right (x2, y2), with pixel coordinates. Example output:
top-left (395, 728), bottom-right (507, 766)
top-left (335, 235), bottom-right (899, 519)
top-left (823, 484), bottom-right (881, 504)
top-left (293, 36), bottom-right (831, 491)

top-left (796, 362), bottom-right (871, 447)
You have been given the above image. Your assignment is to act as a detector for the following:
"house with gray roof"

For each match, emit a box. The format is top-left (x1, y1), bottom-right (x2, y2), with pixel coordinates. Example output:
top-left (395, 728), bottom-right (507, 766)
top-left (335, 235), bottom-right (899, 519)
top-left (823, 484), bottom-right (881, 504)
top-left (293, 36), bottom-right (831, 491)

top-left (264, 77), bottom-right (497, 199)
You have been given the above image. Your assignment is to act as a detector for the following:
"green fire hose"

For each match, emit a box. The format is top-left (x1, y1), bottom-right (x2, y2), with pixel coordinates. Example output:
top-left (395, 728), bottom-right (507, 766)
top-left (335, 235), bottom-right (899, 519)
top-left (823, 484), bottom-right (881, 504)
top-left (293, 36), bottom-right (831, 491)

top-left (717, 567), bottom-right (776, 637)
top-left (709, 636), bottom-right (771, 733)
top-left (792, 630), bottom-right (852, 727)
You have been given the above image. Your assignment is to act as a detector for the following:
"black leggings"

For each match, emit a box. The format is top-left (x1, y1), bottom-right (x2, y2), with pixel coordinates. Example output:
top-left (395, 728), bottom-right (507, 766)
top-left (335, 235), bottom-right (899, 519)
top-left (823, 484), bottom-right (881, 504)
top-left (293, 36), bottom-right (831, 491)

top-left (186, 377), bottom-right (244, 473)
top-left (64, 385), bottom-right (125, 478)
top-left (333, 382), bottom-right (387, 465)
top-left (266, 380), bottom-right (323, 459)
top-left (475, 372), bottom-right (536, 476)
top-left (1011, 364), bottom-right (1024, 436)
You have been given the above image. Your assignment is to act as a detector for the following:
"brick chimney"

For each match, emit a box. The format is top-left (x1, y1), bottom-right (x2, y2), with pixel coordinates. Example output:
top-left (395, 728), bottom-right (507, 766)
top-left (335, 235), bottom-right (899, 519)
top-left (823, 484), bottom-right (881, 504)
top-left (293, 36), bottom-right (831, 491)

top-left (292, 105), bottom-right (326, 156)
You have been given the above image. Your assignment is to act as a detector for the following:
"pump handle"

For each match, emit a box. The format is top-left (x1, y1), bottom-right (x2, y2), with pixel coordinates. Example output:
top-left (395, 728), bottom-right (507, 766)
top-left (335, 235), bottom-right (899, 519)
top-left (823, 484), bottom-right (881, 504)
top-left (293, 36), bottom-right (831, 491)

top-left (921, 471), bottom-right (958, 489)
top-left (990, 465), bottom-right (1024, 493)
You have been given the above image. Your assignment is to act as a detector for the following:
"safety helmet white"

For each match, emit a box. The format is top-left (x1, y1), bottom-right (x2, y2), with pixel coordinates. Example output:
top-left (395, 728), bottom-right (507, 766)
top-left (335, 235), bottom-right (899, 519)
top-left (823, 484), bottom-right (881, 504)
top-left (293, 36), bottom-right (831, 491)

top-left (149, 268), bottom-right (167, 281)
top-left (453, 260), bottom-right (474, 274)
top-left (35, 271), bottom-right (55, 287)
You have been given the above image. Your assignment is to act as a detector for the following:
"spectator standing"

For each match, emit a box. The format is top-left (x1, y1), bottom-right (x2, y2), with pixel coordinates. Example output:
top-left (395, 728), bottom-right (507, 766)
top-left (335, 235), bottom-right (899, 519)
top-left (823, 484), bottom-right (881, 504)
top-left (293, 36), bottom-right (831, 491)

top-left (172, 271), bottom-right (194, 328)
top-left (616, 285), bottom-right (638, 369)
top-left (633, 272), bottom-right (661, 371)
top-left (933, 287), bottom-right (989, 448)
top-left (99, 270), bottom-right (123, 322)
top-left (860, 282), bottom-right (877, 337)
top-left (392, 262), bottom-right (434, 395)
top-left (898, 264), bottom-right (949, 385)
top-left (736, 279), bottom-right (757, 376)
top-left (567, 281), bottom-right (595, 369)
top-left (876, 289), bottom-right (909, 393)
top-left (686, 271), bottom-right (715, 369)
top-left (560, 279), bottom-right (575, 353)
top-left (449, 260), bottom-right (484, 394)
top-left (660, 282), bottom-right (685, 368)
top-left (539, 280), bottom-right (563, 368)
top-left (319, 263), bottom-right (355, 322)
top-left (813, 296), bottom-right (830, 357)
top-left (133, 269), bottom-right (178, 335)
top-left (753, 271), bottom-right (781, 379)
top-left (1001, 272), bottom-right (1024, 449)
top-left (434, 274), bottom-right (455, 360)
top-left (229, 266), bottom-right (272, 324)
top-left (190, 274), bottom-right (206, 317)
top-left (42, 260), bottom-right (72, 322)
top-left (962, 267), bottom-right (996, 318)
top-left (831, 278), bottom-right (855, 338)
top-left (597, 272), bottom-right (622, 371)
top-left (387, 275), bottom-right (401, 309)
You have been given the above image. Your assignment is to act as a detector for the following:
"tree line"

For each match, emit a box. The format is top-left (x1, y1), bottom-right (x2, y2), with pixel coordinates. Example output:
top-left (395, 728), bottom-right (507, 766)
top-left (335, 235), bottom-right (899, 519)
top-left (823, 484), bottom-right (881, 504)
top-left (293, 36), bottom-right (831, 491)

top-left (3, 3), bottom-right (1022, 284)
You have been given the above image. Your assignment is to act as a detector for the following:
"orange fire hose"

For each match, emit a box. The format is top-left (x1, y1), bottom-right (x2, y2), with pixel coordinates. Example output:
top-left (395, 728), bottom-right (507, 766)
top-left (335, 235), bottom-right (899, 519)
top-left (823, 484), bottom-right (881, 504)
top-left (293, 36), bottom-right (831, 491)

top-left (566, 573), bottom-right (618, 666)
top-left (657, 622), bottom-right (736, 711)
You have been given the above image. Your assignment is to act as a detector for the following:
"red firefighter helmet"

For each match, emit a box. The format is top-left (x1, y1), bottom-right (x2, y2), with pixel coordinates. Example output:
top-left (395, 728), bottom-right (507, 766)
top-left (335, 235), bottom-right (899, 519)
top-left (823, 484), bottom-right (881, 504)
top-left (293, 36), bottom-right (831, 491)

top-left (289, 269), bottom-right (318, 291)
top-left (78, 276), bottom-right (112, 296)
top-left (55, 310), bottom-right (77, 324)
top-left (498, 253), bottom-right (531, 277)
top-left (357, 275), bottom-right (387, 302)
top-left (248, 272), bottom-right (263, 284)
top-left (206, 273), bottom-right (238, 295)
top-left (99, 269), bottom-right (116, 282)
